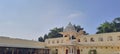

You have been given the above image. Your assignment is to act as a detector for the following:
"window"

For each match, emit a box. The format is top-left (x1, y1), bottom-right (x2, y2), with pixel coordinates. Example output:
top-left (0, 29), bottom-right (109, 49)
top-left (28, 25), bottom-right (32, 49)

top-left (107, 36), bottom-right (113, 41)
top-left (72, 35), bottom-right (76, 39)
top-left (106, 47), bottom-right (108, 49)
top-left (78, 39), bottom-right (80, 42)
top-left (111, 47), bottom-right (113, 49)
top-left (89, 50), bottom-right (97, 54)
top-left (65, 35), bottom-right (67, 37)
top-left (117, 47), bottom-right (119, 49)
top-left (98, 37), bottom-right (103, 41)
top-left (90, 38), bottom-right (94, 42)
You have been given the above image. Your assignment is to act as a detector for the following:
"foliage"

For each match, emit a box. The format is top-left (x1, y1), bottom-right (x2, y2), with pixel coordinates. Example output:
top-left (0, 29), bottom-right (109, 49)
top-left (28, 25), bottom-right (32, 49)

top-left (38, 27), bottom-right (63, 42)
top-left (74, 25), bottom-right (89, 35)
top-left (47, 27), bottom-right (63, 38)
top-left (74, 25), bottom-right (83, 32)
top-left (38, 37), bottom-right (44, 42)
top-left (96, 17), bottom-right (120, 34)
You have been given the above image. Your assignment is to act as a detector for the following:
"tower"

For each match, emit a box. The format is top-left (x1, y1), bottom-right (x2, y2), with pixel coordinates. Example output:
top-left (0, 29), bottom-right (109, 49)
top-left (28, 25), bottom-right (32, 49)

top-left (60, 22), bottom-right (77, 39)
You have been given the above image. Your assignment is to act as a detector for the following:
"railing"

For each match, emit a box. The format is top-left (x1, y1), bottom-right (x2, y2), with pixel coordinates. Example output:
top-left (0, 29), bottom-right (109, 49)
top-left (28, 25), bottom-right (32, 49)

top-left (77, 41), bottom-right (120, 46)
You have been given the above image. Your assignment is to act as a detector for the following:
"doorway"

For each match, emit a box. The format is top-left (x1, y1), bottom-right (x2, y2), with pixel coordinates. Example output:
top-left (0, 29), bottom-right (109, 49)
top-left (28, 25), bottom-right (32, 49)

top-left (66, 49), bottom-right (68, 54)
top-left (77, 49), bottom-right (80, 54)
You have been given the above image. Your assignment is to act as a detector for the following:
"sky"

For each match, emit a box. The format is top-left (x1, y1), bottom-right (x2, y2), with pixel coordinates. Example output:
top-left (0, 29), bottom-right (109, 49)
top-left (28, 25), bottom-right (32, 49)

top-left (0, 0), bottom-right (120, 40)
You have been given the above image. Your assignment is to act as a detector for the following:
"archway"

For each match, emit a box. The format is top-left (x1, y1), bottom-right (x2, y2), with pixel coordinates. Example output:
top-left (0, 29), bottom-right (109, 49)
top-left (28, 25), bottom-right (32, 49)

top-left (89, 50), bottom-right (97, 54)
top-left (77, 49), bottom-right (80, 54)
top-left (66, 49), bottom-right (68, 54)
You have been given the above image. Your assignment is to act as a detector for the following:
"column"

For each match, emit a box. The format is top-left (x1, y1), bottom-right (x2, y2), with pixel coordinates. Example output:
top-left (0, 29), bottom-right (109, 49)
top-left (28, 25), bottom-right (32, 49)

top-left (62, 47), bottom-right (64, 54)
top-left (70, 47), bottom-right (72, 54)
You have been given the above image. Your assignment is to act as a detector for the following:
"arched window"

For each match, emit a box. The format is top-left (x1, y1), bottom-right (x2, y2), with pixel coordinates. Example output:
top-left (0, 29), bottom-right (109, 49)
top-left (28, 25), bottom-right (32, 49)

top-left (65, 35), bottom-right (67, 37)
top-left (107, 36), bottom-right (113, 41)
top-left (83, 38), bottom-right (87, 42)
top-left (78, 39), bottom-right (80, 42)
top-left (89, 50), bottom-right (97, 54)
top-left (90, 38), bottom-right (94, 42)
top-left (72, 35), bottom-right (76, 39)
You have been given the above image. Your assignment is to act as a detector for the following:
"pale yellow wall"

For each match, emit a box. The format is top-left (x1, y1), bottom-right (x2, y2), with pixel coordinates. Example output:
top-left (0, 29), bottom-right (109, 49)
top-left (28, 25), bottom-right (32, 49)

top-left (45, 32), bottom-right (120, 54)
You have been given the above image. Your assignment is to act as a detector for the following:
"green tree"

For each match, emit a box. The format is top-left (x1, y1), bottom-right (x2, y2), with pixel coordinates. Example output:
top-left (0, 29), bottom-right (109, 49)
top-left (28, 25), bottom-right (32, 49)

top-left (74, 25), bottom-right (83, 32)
top-left (74, 25), bottom-right (88, 35)
top-left (96, 21), bottom-right (113, 34)
top-left (44, 34), bottom-right (48, 41)
top-left (96, 17), bottom-right (120, 34)
top-left (47, 27), bottom-right (63, 38)
top-left (38, 37), bottom-right (44, 42)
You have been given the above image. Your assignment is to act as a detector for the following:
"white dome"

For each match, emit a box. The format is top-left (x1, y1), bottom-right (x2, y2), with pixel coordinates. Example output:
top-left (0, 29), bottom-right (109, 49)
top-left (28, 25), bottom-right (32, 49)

top-left (63, 22), bottom-right (76, 32)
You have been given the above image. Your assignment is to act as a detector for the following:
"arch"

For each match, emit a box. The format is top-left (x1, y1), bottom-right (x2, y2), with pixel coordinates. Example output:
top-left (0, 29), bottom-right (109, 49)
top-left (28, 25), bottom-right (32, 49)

top-left (65, 35), bottom-right (67, 37)
top-left (77, 49), bottom-right (80, 54)
top-left (89, 50), bottom-right (97, 54)
top-left (78, 39), bottom-right (80, 42)
top-left (56, 49), bottom-right (58, 54)
top-left (90, 38), bottom-right (94, 42)
top-left (66, 49), bottom-right (68, 54)
top-left (72, 35), bottom-right (76, 39)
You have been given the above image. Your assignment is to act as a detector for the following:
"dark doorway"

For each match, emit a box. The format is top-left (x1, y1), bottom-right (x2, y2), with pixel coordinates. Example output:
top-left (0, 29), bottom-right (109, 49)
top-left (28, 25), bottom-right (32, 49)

top-left (66, 49), bottom-right (68, 54)
top-left (77, 49), bottom-right (80, 54)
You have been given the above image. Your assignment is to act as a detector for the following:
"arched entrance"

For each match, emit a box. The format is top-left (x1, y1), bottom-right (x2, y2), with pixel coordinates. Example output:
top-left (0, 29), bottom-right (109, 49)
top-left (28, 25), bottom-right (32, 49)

top-left (77, 49), bottom-right (80, 54)
top-left (66, 49), bottom-right (68, 54)
top-left (56, 49), bottom-right (58, 54)
top-left (89, 50), bottom-right (97, 54)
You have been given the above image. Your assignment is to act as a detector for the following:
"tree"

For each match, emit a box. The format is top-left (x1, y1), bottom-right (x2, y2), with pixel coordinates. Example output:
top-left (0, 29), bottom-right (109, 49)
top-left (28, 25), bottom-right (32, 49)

top-left (38, 37), bottom-right (44, 42)
top-left (96, 17), bottom-right (120, 34)
top-left (96, 21), bottom-right (113, 34)
top-left (74, 25), bottom-right (88, 35)
top-left (74, 25), bottom-right (83, 32)
top-left (44, 34), bottom-right (48, 41)
top-left (47, 27), bottom-right (63, 38)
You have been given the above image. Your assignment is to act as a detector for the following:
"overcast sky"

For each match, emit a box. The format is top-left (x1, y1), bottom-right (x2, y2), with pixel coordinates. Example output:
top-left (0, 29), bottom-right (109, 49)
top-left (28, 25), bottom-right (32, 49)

top-left (0, 0), bottom-right (120, 40)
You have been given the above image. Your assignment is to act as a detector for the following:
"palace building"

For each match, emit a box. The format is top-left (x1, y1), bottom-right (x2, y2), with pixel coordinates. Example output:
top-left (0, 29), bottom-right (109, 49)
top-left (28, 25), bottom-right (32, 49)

top-left (1, 23), bottom-right (120, 54)
top-left (45, 23), bottom-right (120, 54)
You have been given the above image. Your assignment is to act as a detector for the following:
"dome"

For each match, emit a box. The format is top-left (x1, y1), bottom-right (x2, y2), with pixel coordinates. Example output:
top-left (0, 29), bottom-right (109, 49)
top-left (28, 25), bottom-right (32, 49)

top-left (63, 22), bottom-right (76, 32)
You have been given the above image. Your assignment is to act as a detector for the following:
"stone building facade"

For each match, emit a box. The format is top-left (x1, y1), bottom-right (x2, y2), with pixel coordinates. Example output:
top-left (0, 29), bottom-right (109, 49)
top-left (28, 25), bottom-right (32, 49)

top-left (45, 23), bottom-right (120, 54)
